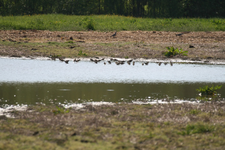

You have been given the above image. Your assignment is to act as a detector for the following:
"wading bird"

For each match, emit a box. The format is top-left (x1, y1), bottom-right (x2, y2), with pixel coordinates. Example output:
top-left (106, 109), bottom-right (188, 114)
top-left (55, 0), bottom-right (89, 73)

top-left (74, 58), bottom-right (80, 62)
top-left (64, 60), bottom-right (69, 64)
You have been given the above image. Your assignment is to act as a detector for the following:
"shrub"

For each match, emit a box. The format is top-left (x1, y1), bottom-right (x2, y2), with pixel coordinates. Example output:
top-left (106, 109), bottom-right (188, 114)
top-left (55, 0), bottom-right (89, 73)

top-left (164, 47), bottom-right (188, 57)
top-left (196, 85), bottom-right (222, 96)
top-left (86, 19), bottom-right (95, 30)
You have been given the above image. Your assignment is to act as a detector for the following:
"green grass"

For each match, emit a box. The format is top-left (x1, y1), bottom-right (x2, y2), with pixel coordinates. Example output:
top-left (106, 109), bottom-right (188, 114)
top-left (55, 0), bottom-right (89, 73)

top-left (1, 14), bottom-right (225, 31)
top-left (1, 103), bottom-right (225, 149)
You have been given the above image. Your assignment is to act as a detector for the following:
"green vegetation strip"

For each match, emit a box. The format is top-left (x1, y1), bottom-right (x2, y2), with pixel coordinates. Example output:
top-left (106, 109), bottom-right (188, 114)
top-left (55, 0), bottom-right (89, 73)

top-left (1, 103), bottom-right (225, 149)
top-left (1, 14), bottom-right (225, 31)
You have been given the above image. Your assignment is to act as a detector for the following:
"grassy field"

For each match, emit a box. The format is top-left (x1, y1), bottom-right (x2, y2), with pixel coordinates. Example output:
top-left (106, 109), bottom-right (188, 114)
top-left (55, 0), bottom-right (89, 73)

top-left (1, 103), bottom-right (225, 150)
top-left (0, 14), bottom-right (225, 31)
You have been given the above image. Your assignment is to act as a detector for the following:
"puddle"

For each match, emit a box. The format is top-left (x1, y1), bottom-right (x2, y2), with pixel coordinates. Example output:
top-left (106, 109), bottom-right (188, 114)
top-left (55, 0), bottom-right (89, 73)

top-left (0, 57), bottom-right (225, 107)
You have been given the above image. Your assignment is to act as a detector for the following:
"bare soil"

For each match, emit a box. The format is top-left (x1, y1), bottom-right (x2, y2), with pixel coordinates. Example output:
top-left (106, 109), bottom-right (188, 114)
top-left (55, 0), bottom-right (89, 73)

top-left (0, 30), bottom-right (225, 60)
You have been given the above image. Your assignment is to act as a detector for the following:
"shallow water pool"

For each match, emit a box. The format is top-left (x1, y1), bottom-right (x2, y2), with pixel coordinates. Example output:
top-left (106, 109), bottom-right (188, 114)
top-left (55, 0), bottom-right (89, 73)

top-left (0, 57), bottom-right (225, 106)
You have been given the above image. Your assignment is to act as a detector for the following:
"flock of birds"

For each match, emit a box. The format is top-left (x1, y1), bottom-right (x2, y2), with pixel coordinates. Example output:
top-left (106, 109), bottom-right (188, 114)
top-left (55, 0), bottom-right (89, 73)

top-left (49, 55), bottom-right (173, 66)
top-left (48, 31), bottom-right (178, 66)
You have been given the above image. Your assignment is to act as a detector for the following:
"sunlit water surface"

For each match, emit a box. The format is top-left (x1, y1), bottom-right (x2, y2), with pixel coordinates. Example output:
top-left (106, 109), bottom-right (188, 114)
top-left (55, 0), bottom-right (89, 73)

top-left (0, 58), bottom-right (225, 106)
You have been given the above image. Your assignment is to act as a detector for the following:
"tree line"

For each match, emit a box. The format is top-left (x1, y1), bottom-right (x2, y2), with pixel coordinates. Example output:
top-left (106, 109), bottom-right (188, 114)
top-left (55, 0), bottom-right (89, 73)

top-left (0, 0), bottom-right (224, 18)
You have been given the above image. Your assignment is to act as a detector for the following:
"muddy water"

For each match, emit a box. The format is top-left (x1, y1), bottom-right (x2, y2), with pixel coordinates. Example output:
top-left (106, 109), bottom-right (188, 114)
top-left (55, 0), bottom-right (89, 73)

top-left (0, 57), bottom-right (225, 106)
top-left (0, 82), bottom-right (225, 106)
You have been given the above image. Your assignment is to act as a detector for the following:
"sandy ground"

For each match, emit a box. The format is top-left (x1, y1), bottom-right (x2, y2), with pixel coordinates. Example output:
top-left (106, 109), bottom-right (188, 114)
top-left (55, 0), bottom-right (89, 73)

top-left (0, 30), bottom-right (225, 61)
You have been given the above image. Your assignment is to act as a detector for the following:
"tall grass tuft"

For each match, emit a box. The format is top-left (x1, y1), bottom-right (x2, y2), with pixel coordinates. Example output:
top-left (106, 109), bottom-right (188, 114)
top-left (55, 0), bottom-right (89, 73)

top-left (86, 19), bottom-right (96, 30)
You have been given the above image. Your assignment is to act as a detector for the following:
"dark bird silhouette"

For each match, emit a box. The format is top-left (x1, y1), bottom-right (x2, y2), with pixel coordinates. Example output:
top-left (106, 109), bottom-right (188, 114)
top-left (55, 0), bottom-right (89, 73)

top-left (111, 32), bottom-right (117, 37)
top-left (59, 57), bottom-right (64, 62)
top-left (158, 62), bottom-right (162, 66)
top-left (170, 61), bottom-right (173, 66)
top-left (176, 33), bottom-right (183, 36)
top-left (127, 59), bottom-right (133, 63)
top-left (94, 60), bottom-right (98, 64)
top-left (69, 36), bottom-right (73, 40)
top-left (74, 58), bottom-right (80, 62)
top-left (71, 132), bottom-right (77, 136)
top-left (108, 61), bottom-right (111, 64)
top-left (110, 58), bottom-right (118, 61)
top-left (64, 60), bottom-right (69, 64)
top-left (33, 131), bottom-right (39, 136)
top-left (95, 59), bottom-right (101, 64)
top-left (133, 61), bottom-right (135, 66)
top-left (115, 61), bottom-right (125, 65)
top-left (189, 45), bottom-right (195, 48)
top-left (121, 61), bottom-right (125, 64)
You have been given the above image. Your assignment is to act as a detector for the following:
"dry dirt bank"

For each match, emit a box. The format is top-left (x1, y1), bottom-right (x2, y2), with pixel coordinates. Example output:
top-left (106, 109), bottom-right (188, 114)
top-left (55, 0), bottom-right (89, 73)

top-left (0, 30), bottom-right (225, 61)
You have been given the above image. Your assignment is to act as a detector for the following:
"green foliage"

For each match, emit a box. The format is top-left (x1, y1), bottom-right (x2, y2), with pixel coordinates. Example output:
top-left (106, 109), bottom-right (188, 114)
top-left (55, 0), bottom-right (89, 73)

top-left (52, 106), bottom-right (70, 115)
top-left (1, 0), bottom-right (225, 18)
top-left (212, 20), bottom-right (225, 25)
top-left (179, 123), bottom-right (213, 135)
top-left (189, 109), bottom-right (200, 115)
top-left (196, 85), bottom-right (222, 96)
top-left (48, 42), bottom-right (59, 45)
top-left (78, 50), bottom-right (87, 56)
top-left (1, 15), bottom-right (225, 31)
top-left (65, 41), bottom-right (74, 43)
top-left (164, 47), bottom-right (188, 57)
top-left (86, 19), bottom-right (96, 30)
